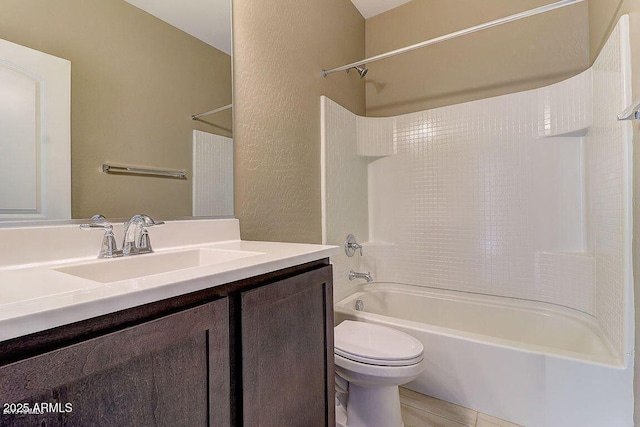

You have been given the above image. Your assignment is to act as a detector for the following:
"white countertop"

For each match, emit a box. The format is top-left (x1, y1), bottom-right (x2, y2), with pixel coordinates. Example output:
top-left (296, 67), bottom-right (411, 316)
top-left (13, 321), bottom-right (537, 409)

top-left (0, 219), bottom-right (338, 342)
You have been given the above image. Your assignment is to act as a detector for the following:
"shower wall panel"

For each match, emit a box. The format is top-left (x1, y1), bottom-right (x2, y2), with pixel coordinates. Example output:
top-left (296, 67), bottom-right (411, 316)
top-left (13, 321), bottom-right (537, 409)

top-left (321, 97), bottom-right (370, 302)
top-left (585, 18), bottom-right (632, 355)
top-left (368, 81), bottom-right (590, 311)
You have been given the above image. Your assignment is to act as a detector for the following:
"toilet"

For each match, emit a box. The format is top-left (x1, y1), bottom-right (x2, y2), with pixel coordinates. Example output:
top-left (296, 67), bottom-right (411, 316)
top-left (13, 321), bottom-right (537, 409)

top-left (334, 320), bottom-right (425, 427)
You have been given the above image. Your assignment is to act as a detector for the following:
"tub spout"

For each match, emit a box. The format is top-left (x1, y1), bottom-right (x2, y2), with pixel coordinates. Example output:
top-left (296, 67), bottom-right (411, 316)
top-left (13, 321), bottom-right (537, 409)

top-left (348, 269), bottom-right (373, 282)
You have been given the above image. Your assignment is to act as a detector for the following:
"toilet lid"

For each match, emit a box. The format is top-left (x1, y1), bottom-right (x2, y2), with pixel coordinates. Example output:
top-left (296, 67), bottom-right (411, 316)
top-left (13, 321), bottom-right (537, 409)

top-left (334, 321), bottom-right (424, 366)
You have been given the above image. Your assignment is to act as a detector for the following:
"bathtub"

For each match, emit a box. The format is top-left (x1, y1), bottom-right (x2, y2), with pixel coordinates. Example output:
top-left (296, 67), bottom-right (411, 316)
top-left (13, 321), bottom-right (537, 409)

top-left (334, 283), bottom-right (633, 427)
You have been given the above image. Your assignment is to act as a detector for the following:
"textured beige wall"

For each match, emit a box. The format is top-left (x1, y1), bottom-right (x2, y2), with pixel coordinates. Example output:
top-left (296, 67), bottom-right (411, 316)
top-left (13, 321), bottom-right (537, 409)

top-left (365, 0), bottom-right (590, 116)
top-left (0, 0), bottom-right (231, 219)
top-left (232, 0), bottom-right (365, 243)
top-left (588, 0), bottom-right (625, 62)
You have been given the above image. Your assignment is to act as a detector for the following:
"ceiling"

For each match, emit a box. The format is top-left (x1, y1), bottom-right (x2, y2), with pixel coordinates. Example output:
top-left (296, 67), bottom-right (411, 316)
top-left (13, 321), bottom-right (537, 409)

top-left (350, 0), bottom-right (413, 19)
top-left (123, 0), bottom-right (411, 55)
top-left (125, 0), bottom-right (232, 55)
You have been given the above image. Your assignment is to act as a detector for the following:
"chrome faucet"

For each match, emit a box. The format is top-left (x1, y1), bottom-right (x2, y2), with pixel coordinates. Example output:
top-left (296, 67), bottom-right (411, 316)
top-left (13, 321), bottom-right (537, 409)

top-left (121, 214), bottom-right (164, 256)
top-left (80, 221), bottom-right (122, 258)
top-left (348, 269), bottom-right (373, 283)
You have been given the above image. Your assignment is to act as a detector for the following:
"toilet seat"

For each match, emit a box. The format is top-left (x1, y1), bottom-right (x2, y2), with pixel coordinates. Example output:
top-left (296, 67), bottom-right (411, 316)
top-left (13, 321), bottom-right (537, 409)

top-left (336, 349), bottom-right (423, 366)
top-left (334, 321), bottom-right (424, 367)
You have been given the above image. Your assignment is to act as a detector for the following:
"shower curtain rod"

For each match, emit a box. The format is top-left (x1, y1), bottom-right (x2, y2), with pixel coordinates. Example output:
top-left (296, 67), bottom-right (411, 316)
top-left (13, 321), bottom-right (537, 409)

top-left (322, 0), bottom-right (585, 77)
top-left (191, 103), bottom-right (232, 120)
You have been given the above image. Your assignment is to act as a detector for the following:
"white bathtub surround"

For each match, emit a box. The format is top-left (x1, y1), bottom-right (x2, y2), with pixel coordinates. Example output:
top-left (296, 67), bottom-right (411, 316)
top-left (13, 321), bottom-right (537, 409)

top-left (586, 17), bottom-right (634, 362)
top-left (322, 19), bottom-right (633, 357)
top-left (321, 98), bottom-right (370, 302)
top-left (534, 251), bottom-right (595, 314)
top-left (322, 15), bottom-right (634, 427)
top-left (336, 283), bottom-right (633, 427)
top-left (323, 90), bottom-right (590, 310)
top-left (356, 115), bottom-right (395, 156)
top-left (535, 67), bottom-right (592, 138)
top-left (367, 87), bottom-right (591, 310)
top-left (192, 130), bottom-right (234, 217)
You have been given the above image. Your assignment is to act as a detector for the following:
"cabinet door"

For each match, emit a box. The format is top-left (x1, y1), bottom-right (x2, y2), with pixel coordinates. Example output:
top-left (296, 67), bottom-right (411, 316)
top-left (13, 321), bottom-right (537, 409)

top-left (0, 299), bottom-right (230, 427)
top-left (241, 265), bottom-right (334, 427)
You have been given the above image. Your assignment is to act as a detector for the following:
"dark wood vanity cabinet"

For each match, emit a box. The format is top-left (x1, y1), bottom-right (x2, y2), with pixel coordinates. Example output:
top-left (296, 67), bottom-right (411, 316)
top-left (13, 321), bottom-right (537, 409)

top-left (0, 299), bottom-right (230, 427)
top-left (241, 265), bottom-right (334, 427)
top-left (0, 259), bottom-right (333, 427)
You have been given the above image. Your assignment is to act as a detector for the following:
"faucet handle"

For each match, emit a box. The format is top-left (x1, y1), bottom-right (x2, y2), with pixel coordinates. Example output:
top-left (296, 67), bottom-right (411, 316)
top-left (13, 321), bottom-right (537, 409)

top-left (80, 222), bottom-right (111, 230)
top-left (137, 214), bottom-right (165, 227)
top-left (345, 234), bottom-right (363, 257)
top-left (137, 228), bottom-right (153, 252)
top-left (136, 214), bottom-right (163, 253)
top-left (80, 222), bottom-right (121, 258)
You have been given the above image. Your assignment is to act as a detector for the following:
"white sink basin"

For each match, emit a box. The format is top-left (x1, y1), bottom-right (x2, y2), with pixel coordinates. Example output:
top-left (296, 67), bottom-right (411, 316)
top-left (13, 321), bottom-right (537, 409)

top-left (54, 248), bottom-right (263, 283)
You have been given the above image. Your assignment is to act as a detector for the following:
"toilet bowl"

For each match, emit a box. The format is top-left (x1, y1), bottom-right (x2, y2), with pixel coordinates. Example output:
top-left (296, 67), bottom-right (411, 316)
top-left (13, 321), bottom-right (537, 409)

top-left (334, 320), bottom-right (424, 427)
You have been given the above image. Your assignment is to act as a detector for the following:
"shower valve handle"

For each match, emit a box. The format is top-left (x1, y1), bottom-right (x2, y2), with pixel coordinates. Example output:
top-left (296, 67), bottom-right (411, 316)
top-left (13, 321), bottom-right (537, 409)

top-left (345, 234), bottom-right (363, 257)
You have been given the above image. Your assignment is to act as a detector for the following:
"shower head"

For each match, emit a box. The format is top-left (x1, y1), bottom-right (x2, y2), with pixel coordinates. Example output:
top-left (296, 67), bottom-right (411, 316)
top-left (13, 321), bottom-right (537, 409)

top-left (347, 65), bottom-right (368, 79)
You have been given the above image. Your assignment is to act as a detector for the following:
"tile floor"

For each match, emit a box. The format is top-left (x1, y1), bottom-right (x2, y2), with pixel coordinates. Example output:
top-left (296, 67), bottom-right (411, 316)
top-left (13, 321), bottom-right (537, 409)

top-left (400, 388), bottom-right (523, 427)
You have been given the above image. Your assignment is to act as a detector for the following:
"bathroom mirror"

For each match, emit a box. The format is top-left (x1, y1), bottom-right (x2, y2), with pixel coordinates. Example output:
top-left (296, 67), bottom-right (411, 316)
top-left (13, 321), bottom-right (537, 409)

top-left (0, 0), bottom-right (232, 221)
